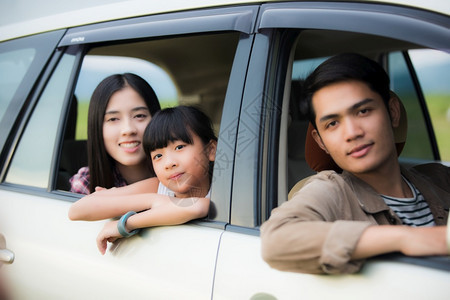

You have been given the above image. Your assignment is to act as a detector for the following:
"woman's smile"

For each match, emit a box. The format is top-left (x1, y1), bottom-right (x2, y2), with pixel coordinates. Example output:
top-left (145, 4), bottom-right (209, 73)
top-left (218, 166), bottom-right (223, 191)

top-left (119, 141), bottom-right (141, 153)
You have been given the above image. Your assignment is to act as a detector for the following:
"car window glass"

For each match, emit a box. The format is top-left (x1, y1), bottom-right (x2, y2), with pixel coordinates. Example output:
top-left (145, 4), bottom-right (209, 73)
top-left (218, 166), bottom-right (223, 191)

top-left (5, 53), bottom-right (76, 188)
top-left (389, 52), bottom-right (434, 161)
top-left (408, 49), bottom-right (450, 162)
top-left (0, 48), bottom-right (35, 123)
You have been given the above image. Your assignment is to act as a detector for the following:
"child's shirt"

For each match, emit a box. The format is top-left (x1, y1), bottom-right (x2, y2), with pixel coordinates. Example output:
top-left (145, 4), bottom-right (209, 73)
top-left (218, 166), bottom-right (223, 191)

top-left (157, 182), bottom-right (211, 198)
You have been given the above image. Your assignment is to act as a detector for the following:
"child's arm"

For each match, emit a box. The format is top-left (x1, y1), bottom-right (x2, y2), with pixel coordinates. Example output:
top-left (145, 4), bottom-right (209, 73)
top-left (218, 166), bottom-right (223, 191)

top-left (126, 196), bottom-right (210, 227)
top-left (96, 196), bottom-right (210, 254)
top-left (68, 177), bottom-right (160, 221)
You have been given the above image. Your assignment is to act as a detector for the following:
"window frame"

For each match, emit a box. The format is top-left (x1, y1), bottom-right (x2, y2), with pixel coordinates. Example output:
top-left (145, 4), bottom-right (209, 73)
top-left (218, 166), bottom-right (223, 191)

top-left (253, 1), bottom-right (450, 226)
top-left (0, 30), bottom-right (66, 172)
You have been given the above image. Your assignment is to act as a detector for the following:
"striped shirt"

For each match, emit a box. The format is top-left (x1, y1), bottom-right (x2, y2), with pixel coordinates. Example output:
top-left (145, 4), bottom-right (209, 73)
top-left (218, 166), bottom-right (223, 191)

top-left (381, 177), bottom-right (435, 227)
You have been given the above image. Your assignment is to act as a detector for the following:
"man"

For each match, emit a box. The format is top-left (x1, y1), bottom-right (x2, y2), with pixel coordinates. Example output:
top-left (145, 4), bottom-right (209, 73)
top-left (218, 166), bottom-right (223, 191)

top-left (260, 53), bottom-right (449, 274)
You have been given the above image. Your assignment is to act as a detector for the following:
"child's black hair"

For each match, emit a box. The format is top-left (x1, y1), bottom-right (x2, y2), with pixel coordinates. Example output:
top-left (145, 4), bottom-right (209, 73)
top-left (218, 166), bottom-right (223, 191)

top-left (143, 105), bottom-right (217, 156)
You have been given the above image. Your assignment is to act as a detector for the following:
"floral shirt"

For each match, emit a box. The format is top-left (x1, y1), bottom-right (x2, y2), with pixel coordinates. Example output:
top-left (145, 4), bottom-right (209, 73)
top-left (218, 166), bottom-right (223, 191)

top-left (69, 166), bottom-right (127, 195)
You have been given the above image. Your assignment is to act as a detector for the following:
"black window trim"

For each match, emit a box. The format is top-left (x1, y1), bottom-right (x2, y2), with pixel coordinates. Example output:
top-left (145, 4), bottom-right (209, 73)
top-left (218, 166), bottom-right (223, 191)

top-left (58, 5), bottom-right (260, 47)
top-left (49, 45), bottom-right (86, 194)
top-left (258, 1), bottom-right (450, 52)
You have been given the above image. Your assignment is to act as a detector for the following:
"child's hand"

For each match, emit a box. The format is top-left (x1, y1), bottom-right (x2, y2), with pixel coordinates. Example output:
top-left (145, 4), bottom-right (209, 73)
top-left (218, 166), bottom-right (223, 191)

top-left (96, 220), bottom-right (121, 255)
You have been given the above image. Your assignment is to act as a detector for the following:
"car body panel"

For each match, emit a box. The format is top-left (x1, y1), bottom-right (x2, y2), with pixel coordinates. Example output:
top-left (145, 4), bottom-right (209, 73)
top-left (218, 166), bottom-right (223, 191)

top-left (213, 230), bottom-right (450, 299)
top-left (0, 189), bottom-right (223, 299)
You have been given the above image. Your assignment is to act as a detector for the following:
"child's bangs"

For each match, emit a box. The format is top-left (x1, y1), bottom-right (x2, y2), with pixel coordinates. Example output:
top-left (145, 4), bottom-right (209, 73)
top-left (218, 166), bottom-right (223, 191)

top-left (144, 109), bottom-right (193, 153)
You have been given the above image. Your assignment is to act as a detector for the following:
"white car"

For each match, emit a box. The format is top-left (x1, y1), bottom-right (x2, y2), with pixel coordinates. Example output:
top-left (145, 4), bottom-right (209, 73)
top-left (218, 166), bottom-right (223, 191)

top-left (0, 0), bottom-right (449, 299)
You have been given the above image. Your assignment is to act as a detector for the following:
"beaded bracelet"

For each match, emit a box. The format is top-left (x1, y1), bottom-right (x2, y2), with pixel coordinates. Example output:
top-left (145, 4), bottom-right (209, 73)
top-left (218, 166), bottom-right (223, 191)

top-left (117, 211), bottom-right (140, 237)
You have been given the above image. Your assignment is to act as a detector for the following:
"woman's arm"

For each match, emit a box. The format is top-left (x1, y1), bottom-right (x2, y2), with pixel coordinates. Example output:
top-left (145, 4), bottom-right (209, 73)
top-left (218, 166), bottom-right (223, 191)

top-left (68, 177), bottom-right (160, 221)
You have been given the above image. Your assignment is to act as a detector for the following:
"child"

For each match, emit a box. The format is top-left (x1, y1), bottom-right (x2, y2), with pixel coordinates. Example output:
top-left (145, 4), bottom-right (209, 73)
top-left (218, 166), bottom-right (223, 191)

top-left (68, 106), bottom-right (217, 254)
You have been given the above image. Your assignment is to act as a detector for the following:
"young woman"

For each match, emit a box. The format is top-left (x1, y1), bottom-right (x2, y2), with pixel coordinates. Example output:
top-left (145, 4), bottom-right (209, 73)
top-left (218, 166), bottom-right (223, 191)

top-left (68, 106), bottom-right (217, 254)
top-left (70, 73), bottom-right (161, 194)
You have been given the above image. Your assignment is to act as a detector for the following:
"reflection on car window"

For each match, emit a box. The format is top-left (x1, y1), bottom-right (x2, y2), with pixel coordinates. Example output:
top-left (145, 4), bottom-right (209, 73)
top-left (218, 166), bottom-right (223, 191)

top-left (409, 49), bottom-right (450, 162)
top-left (5, 53), bottom-right (76, 188)
top-left (0, 48), bottom-right (35, 123)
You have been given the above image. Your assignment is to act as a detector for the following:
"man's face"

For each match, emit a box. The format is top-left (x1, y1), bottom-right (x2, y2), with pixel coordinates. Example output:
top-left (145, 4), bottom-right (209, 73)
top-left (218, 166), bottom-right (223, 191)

top-left (311, 80), bottom-right (399, 175)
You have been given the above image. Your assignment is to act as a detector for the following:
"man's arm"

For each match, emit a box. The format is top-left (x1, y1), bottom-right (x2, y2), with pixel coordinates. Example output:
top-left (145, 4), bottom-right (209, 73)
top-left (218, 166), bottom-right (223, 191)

top-left (352, 225), bottom-right (448, 259)
top-left (261, 172), bottom-right (372, 274)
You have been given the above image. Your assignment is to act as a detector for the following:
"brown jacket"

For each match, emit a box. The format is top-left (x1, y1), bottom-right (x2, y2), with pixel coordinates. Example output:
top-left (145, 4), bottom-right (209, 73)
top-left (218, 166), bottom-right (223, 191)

top-left (260, 163), bottom-right (450, 274)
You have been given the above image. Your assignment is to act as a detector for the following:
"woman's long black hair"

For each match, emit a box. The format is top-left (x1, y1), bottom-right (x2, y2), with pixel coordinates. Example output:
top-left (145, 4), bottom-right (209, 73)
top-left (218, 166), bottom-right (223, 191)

top-left (87, 73), bottom-right (161, 193)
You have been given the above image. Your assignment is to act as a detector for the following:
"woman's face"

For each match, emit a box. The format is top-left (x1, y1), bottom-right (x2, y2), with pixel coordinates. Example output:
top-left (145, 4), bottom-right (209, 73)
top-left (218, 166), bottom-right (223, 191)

top-left (103, 86), bottom-right (151, 168)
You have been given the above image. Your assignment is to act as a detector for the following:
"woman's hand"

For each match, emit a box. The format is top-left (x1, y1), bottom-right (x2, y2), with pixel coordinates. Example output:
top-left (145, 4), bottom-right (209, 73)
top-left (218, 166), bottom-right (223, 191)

top-left (94, 186), bottom-right (109, 192)
top-left (96, 220), bottom-right (122, 255)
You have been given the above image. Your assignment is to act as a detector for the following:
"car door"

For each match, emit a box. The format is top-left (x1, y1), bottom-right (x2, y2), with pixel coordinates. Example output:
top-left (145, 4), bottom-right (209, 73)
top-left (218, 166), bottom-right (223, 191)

top-left (0, 6), bottom-right (259, 299)
top-left (212, 2), bottom-right (450, 299)
top-left (0, 30), bottom-right (65, 298)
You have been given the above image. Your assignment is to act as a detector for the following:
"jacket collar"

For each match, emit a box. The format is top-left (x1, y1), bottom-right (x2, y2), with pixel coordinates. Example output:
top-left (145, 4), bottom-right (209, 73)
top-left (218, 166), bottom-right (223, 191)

top-left (341, 171), bottom-right (390, 214)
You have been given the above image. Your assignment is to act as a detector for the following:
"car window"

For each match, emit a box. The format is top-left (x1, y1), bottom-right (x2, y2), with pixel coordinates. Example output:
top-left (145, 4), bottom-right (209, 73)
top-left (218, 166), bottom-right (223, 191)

top-left (0, 48), bottom-right (35, 123)
top-left (0, 31), bottom-right (65, 157)
top-left (58, 32), bottom-right (240, 192)
top-left (389, 51), bottom-right (435, 162)
top-left (409, 49), bottom-right (450, 162)
top-left (280, 29), bottom-right (449, 209)
top-left (5, 53), bottom-right (77, 188)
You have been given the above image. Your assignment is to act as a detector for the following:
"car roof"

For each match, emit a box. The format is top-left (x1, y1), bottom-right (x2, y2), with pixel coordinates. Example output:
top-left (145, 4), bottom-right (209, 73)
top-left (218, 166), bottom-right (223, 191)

top-left (1, 0), bottom-right (449, 42)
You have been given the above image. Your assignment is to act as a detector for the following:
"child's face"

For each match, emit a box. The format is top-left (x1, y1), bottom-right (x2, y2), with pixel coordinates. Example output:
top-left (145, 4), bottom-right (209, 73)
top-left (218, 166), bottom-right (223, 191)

top-left (102, 86), bottom-right (151, 168)
top-left (150, 133), bottom-right (216, 198)
top-left (311, 80), bottom-right (400, 175)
